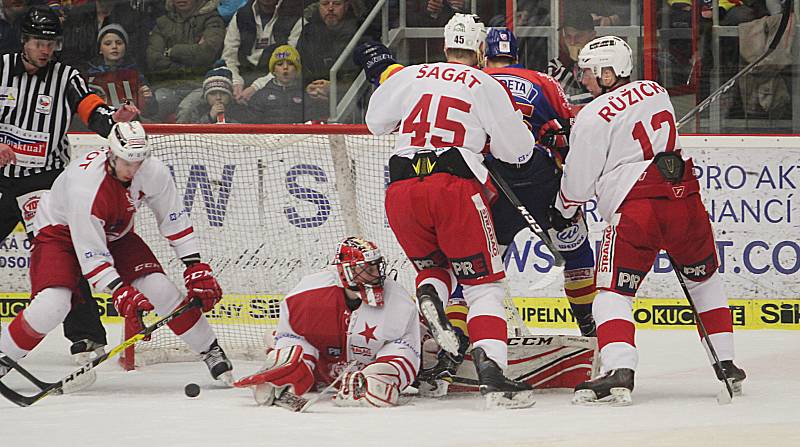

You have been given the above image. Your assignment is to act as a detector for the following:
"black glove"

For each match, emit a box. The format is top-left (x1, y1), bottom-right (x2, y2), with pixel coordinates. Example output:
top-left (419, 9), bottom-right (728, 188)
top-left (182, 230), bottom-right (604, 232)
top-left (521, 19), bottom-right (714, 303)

top-left (353, 41), bottom-right (398, 87)
top-left (547, 206), bottom-right (576, 232)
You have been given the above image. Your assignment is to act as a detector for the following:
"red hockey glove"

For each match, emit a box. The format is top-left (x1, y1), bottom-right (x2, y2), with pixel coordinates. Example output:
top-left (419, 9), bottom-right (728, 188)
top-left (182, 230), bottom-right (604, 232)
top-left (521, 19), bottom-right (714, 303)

top-left (234, 346), bottom-right (315, 405)
top-left (113, 285), bottom-right (154, 318)
top-left (183, 262), bottom-right (223, 312)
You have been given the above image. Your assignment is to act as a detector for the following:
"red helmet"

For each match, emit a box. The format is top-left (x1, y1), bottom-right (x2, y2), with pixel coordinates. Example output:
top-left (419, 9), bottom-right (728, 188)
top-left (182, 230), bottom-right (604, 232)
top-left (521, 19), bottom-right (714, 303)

top-left (333, 237), bottom-right (386, 307)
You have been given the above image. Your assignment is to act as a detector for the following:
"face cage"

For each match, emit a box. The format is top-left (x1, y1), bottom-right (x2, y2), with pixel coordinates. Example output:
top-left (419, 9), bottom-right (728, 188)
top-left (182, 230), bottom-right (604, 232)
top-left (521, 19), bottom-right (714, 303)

top-left (341, 259), bottom-right (386, 307)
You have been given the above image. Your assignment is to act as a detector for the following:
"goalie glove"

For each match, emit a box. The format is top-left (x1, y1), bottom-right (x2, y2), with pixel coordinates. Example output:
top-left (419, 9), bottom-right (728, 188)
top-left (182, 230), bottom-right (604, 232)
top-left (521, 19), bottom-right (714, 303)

top-left (233, 346), bottom-right (314, 406)
top-left (183, 262), bottom-right (223, 312)
top-left (334, 362), bottom-right (401, 408)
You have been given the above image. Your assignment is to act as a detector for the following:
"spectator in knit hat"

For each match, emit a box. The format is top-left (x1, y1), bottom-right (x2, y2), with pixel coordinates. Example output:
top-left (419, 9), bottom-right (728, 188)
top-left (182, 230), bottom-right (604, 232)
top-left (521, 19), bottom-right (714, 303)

top-left (178, 66), bottom-right (246, 123)
top-left (84, 24), bottom-right (158, 119)
top-left (239, 44), bottom-right (322, 123)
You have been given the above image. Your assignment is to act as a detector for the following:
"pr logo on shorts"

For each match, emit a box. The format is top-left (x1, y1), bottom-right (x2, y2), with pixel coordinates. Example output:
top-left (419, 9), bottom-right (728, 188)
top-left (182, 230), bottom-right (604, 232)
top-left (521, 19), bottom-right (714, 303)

top-left (615, 267), bottom-right (645, 294)
top-left (681, 255), bottom-right (716, 280)
top-left (450, 254), bottom-right (489, 280)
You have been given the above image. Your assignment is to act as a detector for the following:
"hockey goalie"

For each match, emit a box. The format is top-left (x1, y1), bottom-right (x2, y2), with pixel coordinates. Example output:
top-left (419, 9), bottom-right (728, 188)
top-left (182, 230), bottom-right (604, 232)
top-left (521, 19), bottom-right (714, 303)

top-left (234, 237), bottom-right (420, 408)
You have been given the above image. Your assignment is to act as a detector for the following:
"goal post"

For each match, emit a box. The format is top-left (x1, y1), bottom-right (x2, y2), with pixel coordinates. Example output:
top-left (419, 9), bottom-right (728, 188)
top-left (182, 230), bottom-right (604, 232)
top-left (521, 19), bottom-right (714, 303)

top-left (111, 124), bottom-right (526, 369)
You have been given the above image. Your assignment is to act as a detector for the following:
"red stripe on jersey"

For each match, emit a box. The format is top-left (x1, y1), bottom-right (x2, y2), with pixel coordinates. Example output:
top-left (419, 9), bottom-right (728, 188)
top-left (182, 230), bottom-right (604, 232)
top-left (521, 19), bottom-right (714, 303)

top-left (8, 310), bottom-right (46, 350)
top-left (85, 262), bottom-right (111, 280)
top-left (166, 227), bottom-right (193, 241)
top-left (559, 190), bottom-right (583, 207)
top-left (698, 307), bottom-right (733, 336)
top-left (596, 319), bottom-right (636, 350)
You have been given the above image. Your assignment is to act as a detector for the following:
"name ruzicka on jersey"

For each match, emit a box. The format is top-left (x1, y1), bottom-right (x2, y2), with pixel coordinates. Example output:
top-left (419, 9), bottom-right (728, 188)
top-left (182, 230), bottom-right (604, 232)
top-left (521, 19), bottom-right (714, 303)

top-left (415, 65), bottom-right (482, 88)
top-left (597, 81), bottom-right (667, 123)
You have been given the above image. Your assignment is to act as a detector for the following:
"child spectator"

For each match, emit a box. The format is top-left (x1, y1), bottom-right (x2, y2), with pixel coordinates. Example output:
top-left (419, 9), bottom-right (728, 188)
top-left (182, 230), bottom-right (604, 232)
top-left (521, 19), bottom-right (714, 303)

top-left (85, 24), bottom-right (158, 119)
top-left (240, 44), bottom-right (324, 123)
top-left (178, 66), bottom-right (247, 123)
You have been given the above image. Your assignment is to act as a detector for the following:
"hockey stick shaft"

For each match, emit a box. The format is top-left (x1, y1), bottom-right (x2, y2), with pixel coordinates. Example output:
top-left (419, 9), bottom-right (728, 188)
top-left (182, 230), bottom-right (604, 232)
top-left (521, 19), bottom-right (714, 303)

top-left (485, 163), bottom-right (566, 267)
top-left (668, 256), bottom-right (734, 399)
top-left (0, 299), bottom-right (202, 407)
top-left (676, 0), bottom-right (793, 129)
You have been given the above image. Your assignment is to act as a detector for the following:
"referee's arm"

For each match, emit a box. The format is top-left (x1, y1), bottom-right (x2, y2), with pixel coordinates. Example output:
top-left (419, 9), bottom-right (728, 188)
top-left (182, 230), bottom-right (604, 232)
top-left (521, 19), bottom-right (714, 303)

top-left (66, 70), bottom-right (139, 137)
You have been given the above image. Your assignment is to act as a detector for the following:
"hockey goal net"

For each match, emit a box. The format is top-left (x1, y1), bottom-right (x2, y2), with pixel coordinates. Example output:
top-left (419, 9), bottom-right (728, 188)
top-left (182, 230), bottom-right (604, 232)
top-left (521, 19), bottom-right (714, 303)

top-left (121, 124), bottom-right (527, 369)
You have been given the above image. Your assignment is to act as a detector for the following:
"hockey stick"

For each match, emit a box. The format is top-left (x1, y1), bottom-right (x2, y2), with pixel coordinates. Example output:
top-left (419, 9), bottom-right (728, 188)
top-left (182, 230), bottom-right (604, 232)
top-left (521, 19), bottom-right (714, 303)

top-left (486, 163), bottom-right (566, 267)
top-left (0, 299), bottom-right (202, 407)
top-left (676, 0), bottom-right (793, 129)
top-left (668, 256), bottom-right (733, 404)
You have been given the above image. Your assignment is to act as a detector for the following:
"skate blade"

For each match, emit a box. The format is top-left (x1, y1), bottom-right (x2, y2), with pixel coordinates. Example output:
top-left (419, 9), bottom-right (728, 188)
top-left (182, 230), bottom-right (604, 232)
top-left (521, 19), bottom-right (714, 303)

top-left (61, 369), bottom-right (97, 394)
top-left (716, 379), bottom-right (738, 405)
top-left (419, 301), bottom-right (460, 356)
top-left (216, 371), bottom-right (234, 387)
top-left (482, 390), bottom-right (536, 410)
top-left (252, 383), bottom-right (275, 406)
top-left (572, 387), bottom-right (632, 407)
top-left (732, 380), bottom-right (743, 396)
top-left (417, 379), bottom-right (450, 398)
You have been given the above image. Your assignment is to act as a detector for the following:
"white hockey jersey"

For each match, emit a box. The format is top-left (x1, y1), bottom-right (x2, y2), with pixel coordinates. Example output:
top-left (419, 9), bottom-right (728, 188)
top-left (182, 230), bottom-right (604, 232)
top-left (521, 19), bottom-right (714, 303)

top-left (365, 62), bottom-right (535, 183)
top-left (273, 268), bottom-right (420, 390)
top-left (556, 80), bottom-right (683, 222)
top-left (33, 149), bottom-right (198, 292)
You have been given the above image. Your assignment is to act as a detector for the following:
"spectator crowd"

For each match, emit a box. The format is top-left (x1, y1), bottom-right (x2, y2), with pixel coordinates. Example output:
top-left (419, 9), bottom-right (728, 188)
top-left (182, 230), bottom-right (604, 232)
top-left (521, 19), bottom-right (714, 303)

top-left (0, 0), bottom-right (790, 126)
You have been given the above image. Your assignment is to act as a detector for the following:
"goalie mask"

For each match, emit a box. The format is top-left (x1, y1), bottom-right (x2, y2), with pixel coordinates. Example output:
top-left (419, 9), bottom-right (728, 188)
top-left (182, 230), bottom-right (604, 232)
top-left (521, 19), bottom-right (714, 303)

top-left (333, 237), bottom-right (386, 307)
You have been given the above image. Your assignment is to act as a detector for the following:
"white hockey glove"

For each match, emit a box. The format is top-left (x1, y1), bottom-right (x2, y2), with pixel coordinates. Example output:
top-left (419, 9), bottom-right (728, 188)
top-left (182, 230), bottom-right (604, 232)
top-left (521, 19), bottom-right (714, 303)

top-left (334, 362), bottom-right (401, 408)
top-left (233, 345), bottom-right (314, 406)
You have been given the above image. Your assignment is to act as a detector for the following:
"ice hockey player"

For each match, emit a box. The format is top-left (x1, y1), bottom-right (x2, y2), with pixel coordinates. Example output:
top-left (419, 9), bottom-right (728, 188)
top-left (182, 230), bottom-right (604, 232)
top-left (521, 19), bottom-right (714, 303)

top-left (0, 122), bottom-right (233, 385)
top-left (354, 29), bottom-right (598, 389)
top-left (550, 36), bottom-right (746, 405)
top-left (359, 13), bottom-right (537, 408)
top-left (233, 237), bottom-right (420, 408)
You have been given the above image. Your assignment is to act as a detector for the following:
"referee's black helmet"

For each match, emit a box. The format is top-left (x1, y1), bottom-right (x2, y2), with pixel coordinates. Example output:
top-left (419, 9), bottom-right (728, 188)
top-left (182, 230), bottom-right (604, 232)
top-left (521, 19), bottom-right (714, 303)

top-left (21, 6), bottom-right (62, 41)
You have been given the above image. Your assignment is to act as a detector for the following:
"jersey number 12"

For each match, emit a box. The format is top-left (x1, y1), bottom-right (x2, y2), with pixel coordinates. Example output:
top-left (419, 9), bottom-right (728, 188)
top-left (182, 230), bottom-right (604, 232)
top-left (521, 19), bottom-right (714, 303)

top-left (631, 110), bottom-right (677, 160)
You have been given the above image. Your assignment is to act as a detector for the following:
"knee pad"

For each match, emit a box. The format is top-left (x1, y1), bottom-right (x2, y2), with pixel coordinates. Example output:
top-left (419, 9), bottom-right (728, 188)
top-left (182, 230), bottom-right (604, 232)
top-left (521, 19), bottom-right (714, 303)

top-left (25, 287), bottom-right (73, 334)
top-left (132, 272), bottom-right (182, 314)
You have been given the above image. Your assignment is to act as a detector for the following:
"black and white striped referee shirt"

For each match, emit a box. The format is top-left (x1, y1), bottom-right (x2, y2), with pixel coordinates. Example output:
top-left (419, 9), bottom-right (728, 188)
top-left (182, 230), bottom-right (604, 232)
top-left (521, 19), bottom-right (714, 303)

top-left (0, 53), bottom-right (115, 178)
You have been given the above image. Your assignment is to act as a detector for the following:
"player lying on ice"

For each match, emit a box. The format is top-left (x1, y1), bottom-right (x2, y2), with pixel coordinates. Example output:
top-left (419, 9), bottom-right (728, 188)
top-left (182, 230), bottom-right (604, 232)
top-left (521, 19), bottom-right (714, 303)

top-left (0, 122), bottom-right (234, 386)
top-left (234, 237), bottom-right (421, 407)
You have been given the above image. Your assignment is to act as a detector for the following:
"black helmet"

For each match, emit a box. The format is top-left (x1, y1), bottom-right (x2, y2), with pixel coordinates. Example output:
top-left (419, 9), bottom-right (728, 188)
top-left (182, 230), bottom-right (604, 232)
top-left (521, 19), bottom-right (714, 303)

top-left (21, 6), bottom-right (62, 40)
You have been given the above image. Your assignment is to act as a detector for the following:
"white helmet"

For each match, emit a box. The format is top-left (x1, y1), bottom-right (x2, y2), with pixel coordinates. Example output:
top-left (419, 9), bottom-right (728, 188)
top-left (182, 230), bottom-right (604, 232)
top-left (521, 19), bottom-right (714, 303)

top-left (108, 121), bottom-right (150, 162)
top-left (577, 35), bottom-right (633, 79)
top-left (444, 13), bottom-right (486, 54)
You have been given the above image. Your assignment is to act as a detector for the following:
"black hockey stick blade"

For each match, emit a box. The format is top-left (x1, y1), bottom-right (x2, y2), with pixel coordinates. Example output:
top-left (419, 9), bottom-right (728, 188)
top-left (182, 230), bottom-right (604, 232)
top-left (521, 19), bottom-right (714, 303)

top-left (677, 0), bottom-right (793, 129)
top-left (486, 163), bottom-right (566, 266)
top-left (0, 299), bottom-right (202, 407)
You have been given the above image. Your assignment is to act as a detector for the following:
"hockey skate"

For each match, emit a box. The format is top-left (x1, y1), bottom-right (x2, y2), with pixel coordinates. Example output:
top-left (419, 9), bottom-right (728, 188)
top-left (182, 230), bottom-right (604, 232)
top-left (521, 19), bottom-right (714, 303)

top-left (417, 329), bottom-right (470, 397)
top-left (70, 339), bottom-right (106, 365)
top-left (202, 340), bottom-right (233, 385)
top-left (472, 347), bottom-right (536, 409)
top-left (417, 284), bottom-right (461, 357)
top-left (714, 360), bottom-right (746, 396)
top-left (572, 368), bottom-right (634, 406)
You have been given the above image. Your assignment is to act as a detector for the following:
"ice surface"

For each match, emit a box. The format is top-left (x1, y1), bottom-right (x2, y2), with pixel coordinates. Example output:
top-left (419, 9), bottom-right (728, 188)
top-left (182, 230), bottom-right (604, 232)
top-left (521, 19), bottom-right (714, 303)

top-left (1, 326), bottom-right (798, 447)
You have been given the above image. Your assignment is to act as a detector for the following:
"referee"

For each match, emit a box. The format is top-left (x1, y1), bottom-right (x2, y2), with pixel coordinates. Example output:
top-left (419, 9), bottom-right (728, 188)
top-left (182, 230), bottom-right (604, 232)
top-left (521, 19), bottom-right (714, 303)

top-left (0, 6), bottom-right (140, 362)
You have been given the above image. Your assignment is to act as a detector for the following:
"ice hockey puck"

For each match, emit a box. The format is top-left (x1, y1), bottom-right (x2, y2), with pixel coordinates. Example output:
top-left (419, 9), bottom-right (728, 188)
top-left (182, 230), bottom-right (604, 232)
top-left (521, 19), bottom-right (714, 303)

top-left (185, 383), bottom-right (200, 398)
